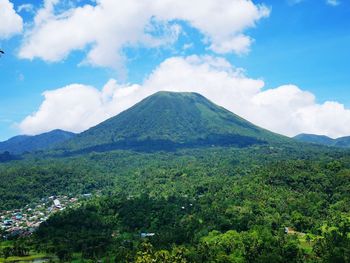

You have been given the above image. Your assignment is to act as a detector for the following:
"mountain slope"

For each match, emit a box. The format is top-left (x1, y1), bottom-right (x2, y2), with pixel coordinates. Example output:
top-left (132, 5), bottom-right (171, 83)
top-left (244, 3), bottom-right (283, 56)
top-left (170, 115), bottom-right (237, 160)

top-left (62, 91), bottom-right (288, 152)
top-left (293, 134), bottom-right (335, 146)
top-left (0, 129), bottom-right (76, 154)
top-left (293, 134), bottom-right (350, 148)
top-left (334, 136), bottom-right (350, 147)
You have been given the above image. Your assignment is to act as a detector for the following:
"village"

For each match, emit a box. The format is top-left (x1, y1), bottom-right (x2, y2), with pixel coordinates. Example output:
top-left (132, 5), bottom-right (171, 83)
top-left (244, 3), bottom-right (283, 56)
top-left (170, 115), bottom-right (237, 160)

top-left (0, 194), bottom-right (91, 239)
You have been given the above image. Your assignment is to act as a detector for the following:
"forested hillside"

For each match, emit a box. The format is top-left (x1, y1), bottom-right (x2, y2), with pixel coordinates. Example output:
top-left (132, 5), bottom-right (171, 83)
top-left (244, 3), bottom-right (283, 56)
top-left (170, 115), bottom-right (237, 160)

top-left (61, 92), bottom-right (288, 153)
top-left (1, 93), bottom-right (349, 262)
top-left (1, 144), bottom-right (350, 262)
top-left (0, 130), bottom-right (75, 154)
top-left (294, 134), bottom-right (350, 148)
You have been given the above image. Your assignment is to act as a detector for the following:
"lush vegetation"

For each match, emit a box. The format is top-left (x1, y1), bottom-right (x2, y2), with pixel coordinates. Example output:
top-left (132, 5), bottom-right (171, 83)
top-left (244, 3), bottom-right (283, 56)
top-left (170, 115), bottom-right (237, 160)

top-left (1, 92), bottom-right (349, 262)
top-left (294, 134), bottom-right (350, 148)
top-left (0, 130), bottom-right (75, 154)
top-left (61, 92), bottom-right (287, 153)
top-left (0, 151), bottom-right (20, 163)
top-left (1, 143), bottom-right (349, 262)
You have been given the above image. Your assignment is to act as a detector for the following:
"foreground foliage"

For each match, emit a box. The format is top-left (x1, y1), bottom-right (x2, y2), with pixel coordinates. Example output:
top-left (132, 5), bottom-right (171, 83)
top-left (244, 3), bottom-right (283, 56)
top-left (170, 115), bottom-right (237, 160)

top-left (1, 144), bottom-right (350, 262)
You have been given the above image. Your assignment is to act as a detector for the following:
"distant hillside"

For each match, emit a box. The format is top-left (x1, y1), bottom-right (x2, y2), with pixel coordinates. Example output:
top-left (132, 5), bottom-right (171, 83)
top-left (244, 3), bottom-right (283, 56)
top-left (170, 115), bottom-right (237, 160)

top-left (294, 133), bottom-right (350, 148)
top-left (62, 91), bottom-right (288, 153)
top-left (293, 134), bottom-right (335, 146)
top-left (0, 151), bottom-right (20, 162)
top-left (334, 136), bottom-right (350, 147)
top-left (0, 129), bottom-right (76, 154)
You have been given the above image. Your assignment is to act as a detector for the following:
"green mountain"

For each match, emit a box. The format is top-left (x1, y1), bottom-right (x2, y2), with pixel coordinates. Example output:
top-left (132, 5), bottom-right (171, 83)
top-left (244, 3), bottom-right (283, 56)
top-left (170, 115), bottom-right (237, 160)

top-left (0, 129), bottom-right (76, 154)
top-left (294, 133), bottom-right (350, 148)
top-left (293, 134), bottom-right (335, 146)
top-left (1, 95), bottom-right (350, 263)
top-left (62, 91), bottom-right (287, 152)
top-left (334, 136), bottom-right (350, 147)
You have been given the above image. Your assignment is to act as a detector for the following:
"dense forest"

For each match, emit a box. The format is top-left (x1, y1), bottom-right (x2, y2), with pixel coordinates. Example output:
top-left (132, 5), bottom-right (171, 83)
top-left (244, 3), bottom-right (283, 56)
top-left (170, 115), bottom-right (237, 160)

top-left (1, 143), bottom-right (350, 262)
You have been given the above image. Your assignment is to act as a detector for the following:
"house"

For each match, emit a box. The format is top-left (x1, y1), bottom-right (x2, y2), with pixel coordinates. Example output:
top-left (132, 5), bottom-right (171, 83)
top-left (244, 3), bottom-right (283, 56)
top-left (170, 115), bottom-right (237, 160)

top-left (141, 232), bottom-right (155, 238)
top-left (53, 199), bottom-right (61, 208)
top-left (3, 220), bottom-right (13, 226)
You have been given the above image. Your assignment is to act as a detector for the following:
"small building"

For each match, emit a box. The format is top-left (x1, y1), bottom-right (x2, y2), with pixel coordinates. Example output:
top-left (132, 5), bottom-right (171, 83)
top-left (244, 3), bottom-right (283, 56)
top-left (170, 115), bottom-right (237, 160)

top-left (141, 232), bottom-right (155, 238)
top-left (3, 220), bottom-right (13, 226)
top-left (53, 199), bottom-right (61, 208)
top-left (15, 214), bottom-right (23, 220)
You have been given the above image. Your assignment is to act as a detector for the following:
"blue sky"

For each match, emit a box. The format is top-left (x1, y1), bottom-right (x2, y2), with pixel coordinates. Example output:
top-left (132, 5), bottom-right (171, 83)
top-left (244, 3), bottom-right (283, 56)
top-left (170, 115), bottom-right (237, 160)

top-left (0, 0), bottom-right (349, 140)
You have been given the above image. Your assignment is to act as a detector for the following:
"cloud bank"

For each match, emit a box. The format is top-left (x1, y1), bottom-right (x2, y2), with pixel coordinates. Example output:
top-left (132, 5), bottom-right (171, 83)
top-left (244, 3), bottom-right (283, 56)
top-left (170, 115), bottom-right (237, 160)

top-left (18, 0), bottom-right (269, 68)
top-left (0, 0), bottom-right (23, 39)
top-left (19, 56), bottom-right (350, 138)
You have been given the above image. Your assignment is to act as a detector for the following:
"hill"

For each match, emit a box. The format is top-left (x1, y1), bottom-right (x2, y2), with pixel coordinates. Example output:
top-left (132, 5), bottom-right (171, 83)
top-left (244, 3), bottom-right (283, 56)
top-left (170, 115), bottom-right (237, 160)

top-left (1, 92), bottom-right (349, 262)
top-left (62, 91), bottom-right (288, 152)
top-left (0, 129), bottom-right (76, 154)
top-left (294, 133), bottom-right (350, 148)
top-left (1, 145), bottom-right (348, 262)
top-left (334, 136), bottom-right (350, 147)
top-left (293, 134), bottom-right (335, 146)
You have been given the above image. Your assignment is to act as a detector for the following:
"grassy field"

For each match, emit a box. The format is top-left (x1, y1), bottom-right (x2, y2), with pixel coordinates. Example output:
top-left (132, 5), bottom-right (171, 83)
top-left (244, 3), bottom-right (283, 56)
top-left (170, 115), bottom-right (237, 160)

top-left (0, 241), bottom-right (51, 262)
top-left (0, 253), bottom-right (48, 263)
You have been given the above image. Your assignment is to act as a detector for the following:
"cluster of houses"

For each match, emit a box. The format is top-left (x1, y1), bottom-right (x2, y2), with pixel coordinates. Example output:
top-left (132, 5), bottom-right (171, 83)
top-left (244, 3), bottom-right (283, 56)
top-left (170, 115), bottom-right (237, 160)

top-left (0, 195), bottom-right (88, 238)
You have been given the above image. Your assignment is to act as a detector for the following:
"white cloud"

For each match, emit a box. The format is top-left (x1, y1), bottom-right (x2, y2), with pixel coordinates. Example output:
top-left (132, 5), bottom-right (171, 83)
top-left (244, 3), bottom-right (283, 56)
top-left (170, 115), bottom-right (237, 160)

top-left (288, 0), bottom-right (341, 6)
top-left (17, 3), bottom-right (34, 13)
top-left (19, 84), bottom-right (112, 134)
top-left (18, 55), bottom-right (350, 138)
top-left (18, 0), bottom-right (269, 68)
top-left (326, 0), bottom-right (340, 6)
top-left (0, 0), bottom-right (23, 39)
top-left (182, 43), bottom-right (193, 51)
top-left (18, 81), bottom-right (145, 135)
